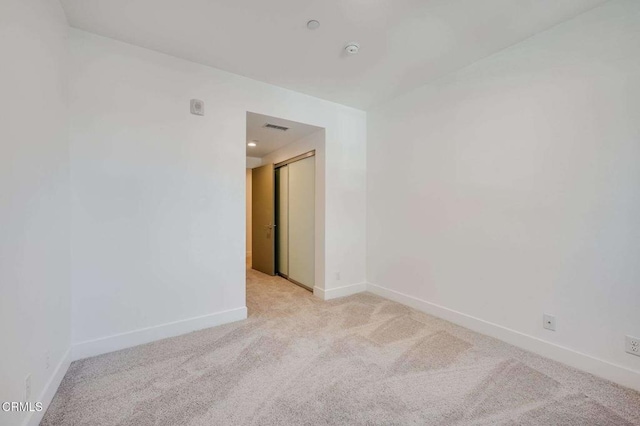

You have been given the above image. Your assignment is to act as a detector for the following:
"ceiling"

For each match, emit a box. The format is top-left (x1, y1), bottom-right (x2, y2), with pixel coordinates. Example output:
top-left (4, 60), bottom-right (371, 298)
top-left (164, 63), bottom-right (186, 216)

top-left (60, 0), bottom-right (608, 109)
top-left (246, 112), bottom-right (322, 158)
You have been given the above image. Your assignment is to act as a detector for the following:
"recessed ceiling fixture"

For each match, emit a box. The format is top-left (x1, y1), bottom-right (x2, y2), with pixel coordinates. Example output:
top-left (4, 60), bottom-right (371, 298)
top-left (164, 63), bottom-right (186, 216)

top-left (306, 20), bottom-right (320, 30)
top-left (247, 141), bottom-right (257, 147)
top-left (345, 42), bottom-right (360, 55)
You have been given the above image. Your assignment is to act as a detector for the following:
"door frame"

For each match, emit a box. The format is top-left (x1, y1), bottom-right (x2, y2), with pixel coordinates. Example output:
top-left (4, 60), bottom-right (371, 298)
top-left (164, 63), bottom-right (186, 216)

top-left (245, 111), bottom-right (326, 299)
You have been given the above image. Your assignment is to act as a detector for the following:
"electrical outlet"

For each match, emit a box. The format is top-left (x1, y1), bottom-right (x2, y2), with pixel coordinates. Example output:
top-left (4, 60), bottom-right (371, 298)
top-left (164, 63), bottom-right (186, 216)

top-left (543, 314), bottom-right (556, 331)
top-left (626, 335), bottom-right (640, 357)
top-left (335, 272), bottom-right (341, 281)
top-left (45, 350), bottom-right (51, 370)
top-left (25, 374), bottom-right (31, 401)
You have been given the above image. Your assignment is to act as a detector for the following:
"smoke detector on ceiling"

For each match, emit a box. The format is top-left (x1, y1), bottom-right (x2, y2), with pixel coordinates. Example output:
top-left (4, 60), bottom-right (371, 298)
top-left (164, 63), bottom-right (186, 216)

top-left (345, 42), bottom-right (360, 55)
top-left (307, 20), bottom-right (320, 30)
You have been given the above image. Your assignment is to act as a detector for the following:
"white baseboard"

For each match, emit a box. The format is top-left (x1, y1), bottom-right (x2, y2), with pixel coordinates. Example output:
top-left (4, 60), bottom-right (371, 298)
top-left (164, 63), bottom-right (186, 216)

top-left (25, 348), bottom-right (71, 426)
top-left (314, 282), bottom-right (366, 301)
top-left (366, 282), bottom-right (640, 392)
top-left (72, 307), bottom-right (247, 361)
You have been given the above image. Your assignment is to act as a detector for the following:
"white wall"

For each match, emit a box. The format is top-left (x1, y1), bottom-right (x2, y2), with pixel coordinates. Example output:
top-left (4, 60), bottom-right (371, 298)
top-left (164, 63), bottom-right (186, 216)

top-left (0, 1), bottom-right (71, 425)
top-left (68, 30), bottom-right (367, 357)
top-left (367, 0), bottom-right (640, 390)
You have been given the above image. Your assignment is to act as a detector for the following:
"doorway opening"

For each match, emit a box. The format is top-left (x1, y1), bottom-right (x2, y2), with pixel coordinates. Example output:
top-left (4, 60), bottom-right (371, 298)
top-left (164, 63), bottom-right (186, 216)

top-left (245, 112), bottom-right (325, 294)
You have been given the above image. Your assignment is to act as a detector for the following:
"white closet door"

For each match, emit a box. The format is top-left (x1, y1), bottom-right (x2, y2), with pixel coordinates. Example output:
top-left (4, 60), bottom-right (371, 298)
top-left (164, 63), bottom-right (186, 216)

top-left (276, 166), bottom-right (288, 276)
top-left (288, 156), bottom-right (315, 287)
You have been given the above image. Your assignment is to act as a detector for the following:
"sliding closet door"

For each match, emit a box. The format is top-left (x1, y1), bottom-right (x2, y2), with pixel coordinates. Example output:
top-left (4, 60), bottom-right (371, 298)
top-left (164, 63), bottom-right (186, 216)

top-left (288, 156), bottom-right (315, 287)
top-left (276, 166), bottom-right (288, 276)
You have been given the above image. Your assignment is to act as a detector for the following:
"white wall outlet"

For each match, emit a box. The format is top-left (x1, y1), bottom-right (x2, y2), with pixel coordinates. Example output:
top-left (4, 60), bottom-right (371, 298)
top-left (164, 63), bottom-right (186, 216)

top-left (45, 350), bottom-right (51, 370)
top-left (543, 314), bottom-right (556, 331)
top-left (626, 335), bottom-right (640, 357)
top-left (190, 99), bottom-right (204, 116)
top-left (25, 374), bottom-right (32, 401)
top-left (335, 272), bottom-right (341, 281)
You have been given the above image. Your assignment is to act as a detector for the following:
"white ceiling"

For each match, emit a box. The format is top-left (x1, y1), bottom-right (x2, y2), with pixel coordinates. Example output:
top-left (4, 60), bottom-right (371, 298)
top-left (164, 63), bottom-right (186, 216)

top-left (60, 0), bottom-right (608, 109)
top-left (246, 112), bottom-right (322, 158)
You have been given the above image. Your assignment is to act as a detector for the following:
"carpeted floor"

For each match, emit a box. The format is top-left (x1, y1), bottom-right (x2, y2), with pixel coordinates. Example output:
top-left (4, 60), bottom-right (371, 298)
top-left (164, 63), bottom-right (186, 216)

top-left (43, 266), bottom-right (640, 425)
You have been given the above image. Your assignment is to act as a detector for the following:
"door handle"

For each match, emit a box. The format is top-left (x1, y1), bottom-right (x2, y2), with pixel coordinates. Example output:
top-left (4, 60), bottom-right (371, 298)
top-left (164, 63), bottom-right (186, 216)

top-left (264, 224), bottom-right (277, 229)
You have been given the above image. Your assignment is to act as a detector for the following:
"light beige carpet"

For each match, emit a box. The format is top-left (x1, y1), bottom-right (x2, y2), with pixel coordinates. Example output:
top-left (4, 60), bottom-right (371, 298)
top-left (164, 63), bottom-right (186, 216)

top-left (43, 268), bottom-right (640, 425)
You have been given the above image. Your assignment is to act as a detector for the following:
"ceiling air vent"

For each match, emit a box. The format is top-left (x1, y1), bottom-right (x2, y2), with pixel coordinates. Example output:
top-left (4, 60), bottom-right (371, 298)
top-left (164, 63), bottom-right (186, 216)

top-left (264, 123), bottom-right (289, 131)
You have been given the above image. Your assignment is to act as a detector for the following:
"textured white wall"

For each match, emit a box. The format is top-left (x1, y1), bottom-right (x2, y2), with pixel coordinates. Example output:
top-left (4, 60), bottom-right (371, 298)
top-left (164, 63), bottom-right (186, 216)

top-left (0, 1), bottom-right (71, 425)
top-left (367, 0), bottom-right (640, 386)
top-left (68, 30), bottom-right (366, 350)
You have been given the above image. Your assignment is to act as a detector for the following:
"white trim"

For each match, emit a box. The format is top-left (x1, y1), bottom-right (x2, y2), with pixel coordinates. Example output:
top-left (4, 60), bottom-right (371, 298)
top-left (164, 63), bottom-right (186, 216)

top-left (314, 282), bottom-right (366, 300)
top-left (25, 348), bottom-right (71, 426)
top-left (313, 287), bottom-right (324, 299)
top-left (72, 307), bottom-right (247, 361)
top-left (366, 282), bottom-right (640, 392)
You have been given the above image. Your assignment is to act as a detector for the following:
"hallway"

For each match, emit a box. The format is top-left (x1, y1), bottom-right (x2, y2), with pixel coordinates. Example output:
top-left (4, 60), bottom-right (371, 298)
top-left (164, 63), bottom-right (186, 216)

top-left (43, 268), bottom-right (640, 425)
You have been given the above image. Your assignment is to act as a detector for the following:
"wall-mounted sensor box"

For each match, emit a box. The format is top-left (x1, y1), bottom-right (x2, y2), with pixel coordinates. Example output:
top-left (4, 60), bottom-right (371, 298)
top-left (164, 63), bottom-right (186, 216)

top-left (190, 99), bottom-right (204, 116)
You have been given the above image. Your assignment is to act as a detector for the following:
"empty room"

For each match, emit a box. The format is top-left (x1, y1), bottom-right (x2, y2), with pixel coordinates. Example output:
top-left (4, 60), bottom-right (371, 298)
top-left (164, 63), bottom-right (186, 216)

top-left (1, 0), bottom-right (639, 425)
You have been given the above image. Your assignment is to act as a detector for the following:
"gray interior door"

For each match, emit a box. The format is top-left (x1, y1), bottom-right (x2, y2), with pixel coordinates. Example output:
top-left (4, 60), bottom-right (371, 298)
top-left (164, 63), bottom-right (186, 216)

top-left (276, 166), bottom-right (289, 276)
top-left (251, 163), bottom-right (275, 275)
